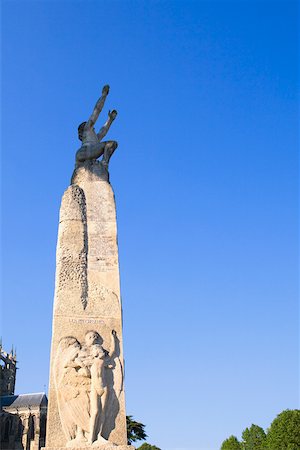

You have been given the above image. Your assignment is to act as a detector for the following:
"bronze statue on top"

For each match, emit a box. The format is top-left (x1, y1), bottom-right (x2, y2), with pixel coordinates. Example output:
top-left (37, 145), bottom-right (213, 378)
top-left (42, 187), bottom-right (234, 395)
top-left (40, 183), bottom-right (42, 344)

top-left (76, 85), bottom-right (118, 169)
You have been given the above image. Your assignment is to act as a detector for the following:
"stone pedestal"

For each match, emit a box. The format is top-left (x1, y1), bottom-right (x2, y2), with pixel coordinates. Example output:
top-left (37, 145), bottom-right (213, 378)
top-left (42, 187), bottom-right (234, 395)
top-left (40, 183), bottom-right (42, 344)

top-left (44, 161), bottom-right (131, 449)
top-left (45, 447), bottom-right (132, 450)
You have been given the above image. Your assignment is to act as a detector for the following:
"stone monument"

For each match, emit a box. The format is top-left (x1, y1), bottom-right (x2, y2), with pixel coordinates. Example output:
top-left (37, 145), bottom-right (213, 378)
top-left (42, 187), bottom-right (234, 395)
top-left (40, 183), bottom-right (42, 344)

top-left (44, 86), bottom-right (132, 450)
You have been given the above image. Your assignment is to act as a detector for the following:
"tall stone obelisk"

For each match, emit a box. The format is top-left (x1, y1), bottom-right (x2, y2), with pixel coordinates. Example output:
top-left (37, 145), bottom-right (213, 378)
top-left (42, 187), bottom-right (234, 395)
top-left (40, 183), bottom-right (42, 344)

top-left (44, 86), bottom-right (132, 450)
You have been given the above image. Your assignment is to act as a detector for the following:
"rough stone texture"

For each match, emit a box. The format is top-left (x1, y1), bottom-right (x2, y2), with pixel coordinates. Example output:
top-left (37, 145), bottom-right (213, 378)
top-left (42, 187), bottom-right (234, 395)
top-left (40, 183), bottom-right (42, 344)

top-left (44, 161), bottom-right (129, 449)
top-left (43, 447), bottom-right (132, 450)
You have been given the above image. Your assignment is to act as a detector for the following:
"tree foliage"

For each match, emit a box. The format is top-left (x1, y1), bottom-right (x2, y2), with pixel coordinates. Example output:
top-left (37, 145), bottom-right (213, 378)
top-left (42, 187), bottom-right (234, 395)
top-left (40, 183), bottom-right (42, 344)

top-left (241, 424), bottom-right (267, 450)
top-left (137, 443), bottom-right (161, 450)
top-left (265, 409), bottom-right (300, 450)
top-left (220, 435), bottom-right (242, 450)
top-left (126, 415), bottom-right (147, 445)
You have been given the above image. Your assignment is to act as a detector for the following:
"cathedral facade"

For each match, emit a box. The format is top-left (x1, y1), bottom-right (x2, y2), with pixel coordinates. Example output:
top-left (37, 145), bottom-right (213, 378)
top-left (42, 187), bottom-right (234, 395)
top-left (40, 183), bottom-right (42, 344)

top-left (0, 345), bottom-right (47, 450)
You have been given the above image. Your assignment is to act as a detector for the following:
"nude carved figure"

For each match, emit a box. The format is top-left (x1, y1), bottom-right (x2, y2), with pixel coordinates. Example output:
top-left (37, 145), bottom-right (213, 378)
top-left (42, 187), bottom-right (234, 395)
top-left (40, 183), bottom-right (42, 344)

top-left (54, 330), bottom-right (122, 447)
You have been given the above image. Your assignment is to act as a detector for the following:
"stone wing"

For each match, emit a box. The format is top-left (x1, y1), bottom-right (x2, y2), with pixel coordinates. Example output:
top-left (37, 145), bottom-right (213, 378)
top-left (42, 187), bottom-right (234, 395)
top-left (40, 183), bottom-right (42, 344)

top-left (54, 338), bottom-right (91, 441)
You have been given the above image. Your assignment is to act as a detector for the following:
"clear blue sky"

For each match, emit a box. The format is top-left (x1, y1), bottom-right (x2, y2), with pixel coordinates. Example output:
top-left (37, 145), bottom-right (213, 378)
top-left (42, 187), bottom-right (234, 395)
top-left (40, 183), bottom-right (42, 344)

top-left (1, 1), bottom-right (298, 449)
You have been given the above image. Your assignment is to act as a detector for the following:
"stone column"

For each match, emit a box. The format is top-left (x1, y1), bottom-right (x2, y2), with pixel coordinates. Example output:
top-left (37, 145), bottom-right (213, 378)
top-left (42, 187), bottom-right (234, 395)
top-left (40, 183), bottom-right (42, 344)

top-left (44, 161), bottom-right (132, 450)
top-left (21, 414), bottom-right (29, 450)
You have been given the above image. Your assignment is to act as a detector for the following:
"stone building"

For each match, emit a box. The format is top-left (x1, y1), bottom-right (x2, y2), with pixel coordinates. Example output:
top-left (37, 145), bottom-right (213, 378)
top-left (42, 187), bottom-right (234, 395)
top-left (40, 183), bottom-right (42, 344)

top-left (0, 345), bottom-right (47, 450)
top-left (0, 344), bottom-right (16, 396)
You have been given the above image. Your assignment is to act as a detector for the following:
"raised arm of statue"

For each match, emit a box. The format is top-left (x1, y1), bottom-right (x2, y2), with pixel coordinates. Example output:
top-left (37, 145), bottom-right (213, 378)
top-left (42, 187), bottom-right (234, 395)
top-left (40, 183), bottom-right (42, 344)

top-left (75, 85), bottom-right (118, 170)
top-left (97, 110), bottom-right (118, 141)
top-left (107, 330), bottom-right (119, 363)
top-left (86, 85), bottom-right (110, 128)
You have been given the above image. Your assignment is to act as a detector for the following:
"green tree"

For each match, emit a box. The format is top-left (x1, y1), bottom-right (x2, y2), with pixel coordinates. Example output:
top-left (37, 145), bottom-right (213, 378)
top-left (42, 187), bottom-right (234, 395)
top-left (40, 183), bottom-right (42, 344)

top-left (221, 435), bottom-right (242, 450)
top-left (137, 443), bottom-right (161, 450)
top-left (266, 409), bottom-right (300, 450)
top-left (241, 424), bottom-right (267, 449)
top-left (126, 415), bottom-right (147, 445)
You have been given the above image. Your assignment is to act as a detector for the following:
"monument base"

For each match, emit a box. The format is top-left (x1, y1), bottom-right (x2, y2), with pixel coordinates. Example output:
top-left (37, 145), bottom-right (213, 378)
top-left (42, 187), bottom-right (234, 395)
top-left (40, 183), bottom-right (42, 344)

top-left (42, 446), bottom-right (134, 450)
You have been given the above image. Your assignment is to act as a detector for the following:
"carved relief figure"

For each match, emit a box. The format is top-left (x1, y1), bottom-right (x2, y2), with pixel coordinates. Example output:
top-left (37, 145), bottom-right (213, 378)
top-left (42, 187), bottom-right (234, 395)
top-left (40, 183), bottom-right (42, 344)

top-left (54, 330), bottom-right (122, 447)
top-left (76, 85), bottom-right (118, 169)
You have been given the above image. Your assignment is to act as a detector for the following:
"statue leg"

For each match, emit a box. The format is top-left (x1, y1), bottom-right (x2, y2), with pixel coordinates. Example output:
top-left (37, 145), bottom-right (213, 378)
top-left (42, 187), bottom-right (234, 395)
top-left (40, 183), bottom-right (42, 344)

top-left (101, 141), bottom-right (118, 167)
top-left (76, 143), bottom-right (105, 163)
top-left (98, 387), bottom-right (108, 435)
top-left (66, 427), bottom-right (87, 447)
top-left (89, 393), bottom-right (101, 443)
top-left (76, 427), bottom-right (85, 441)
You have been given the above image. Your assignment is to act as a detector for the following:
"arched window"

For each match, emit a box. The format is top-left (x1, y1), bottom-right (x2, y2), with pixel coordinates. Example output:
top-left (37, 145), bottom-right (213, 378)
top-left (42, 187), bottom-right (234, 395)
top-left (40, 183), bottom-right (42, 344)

top-left (3, 418), bottom-right (11, 441)
top-left (28, 415), bottom-right (35, 440)
top-left (40, 414), bottom-right (46, 441)
top-left (17, 418), bottom-right (23, 439)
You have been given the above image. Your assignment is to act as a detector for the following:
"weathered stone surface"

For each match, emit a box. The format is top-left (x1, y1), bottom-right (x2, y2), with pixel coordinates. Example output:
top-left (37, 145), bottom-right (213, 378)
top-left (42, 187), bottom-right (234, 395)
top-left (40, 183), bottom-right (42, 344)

top-left (45, 161), bottom-right (128, 449)
top-left (43, 447), bottom-right (133, 450)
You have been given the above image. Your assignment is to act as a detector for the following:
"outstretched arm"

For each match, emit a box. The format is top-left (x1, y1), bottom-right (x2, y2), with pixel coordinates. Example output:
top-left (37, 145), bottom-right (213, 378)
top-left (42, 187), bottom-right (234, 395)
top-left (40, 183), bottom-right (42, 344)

top-left (97, 110), bottom-right (118, 140)
top-left (86, 84), bottom-right (110, 128)
top-left (108, 330), bottom-right (120, 361)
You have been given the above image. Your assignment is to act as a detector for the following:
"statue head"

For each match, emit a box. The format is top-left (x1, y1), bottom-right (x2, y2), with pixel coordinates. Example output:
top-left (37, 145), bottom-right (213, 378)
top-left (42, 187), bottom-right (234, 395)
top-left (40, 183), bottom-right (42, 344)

top-left (57, 337), bottom-right (81, 366)
top-left (78, 122), bottom-right (86, 141)
top-left (59, 336), bottom-right (80, 352)
top-left (85, 331), bottom-right (103, 347)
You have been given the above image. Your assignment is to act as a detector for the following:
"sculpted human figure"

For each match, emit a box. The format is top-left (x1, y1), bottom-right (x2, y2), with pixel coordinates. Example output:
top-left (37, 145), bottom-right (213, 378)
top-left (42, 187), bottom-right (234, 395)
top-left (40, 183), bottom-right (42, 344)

top-left (79, 330), bottom-right (117, 446)
top-left (76, 85), bottom-right (118, 168)
top-left (54, 330), bottom-right (120, 447)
